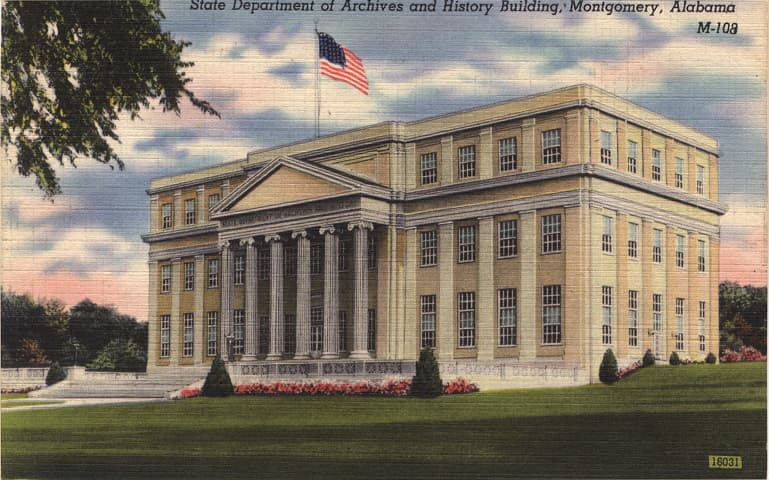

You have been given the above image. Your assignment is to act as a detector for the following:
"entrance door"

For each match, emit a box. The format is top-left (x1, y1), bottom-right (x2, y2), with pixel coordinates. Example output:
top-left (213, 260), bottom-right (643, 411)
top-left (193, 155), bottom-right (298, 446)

top-left (653, 315), bottom-right (665, 359)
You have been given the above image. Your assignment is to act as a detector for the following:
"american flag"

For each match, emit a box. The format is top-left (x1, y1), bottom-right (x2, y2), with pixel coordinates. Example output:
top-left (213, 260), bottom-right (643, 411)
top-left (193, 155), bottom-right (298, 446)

top-left (317, 32), bottom-right (368, 96)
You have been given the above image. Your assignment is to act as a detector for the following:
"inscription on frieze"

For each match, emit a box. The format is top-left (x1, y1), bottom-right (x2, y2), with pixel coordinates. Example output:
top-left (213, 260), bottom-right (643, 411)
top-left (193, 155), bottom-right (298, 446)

top-left (224, 198), bottom-right (357, 227)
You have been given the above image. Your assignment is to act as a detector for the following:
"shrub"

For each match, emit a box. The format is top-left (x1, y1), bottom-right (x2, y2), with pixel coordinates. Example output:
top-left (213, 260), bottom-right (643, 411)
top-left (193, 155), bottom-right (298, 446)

top-left (720, 346), bottom-right (767, 363)
top-left (45, 362), bottom-right (67, 386)
top-left (86, 339), bottom-right (146, 372)
top-left (410, 348), bottom-right (443, 397)
top-left (669, 351), bottom-right (681, 365)
top-left (642, 349), bottom-right (655, 367)
top-left (201, 356), bottom-right (234, 397)
top-left (599, 349), bottom-right (619, 384)
top-left (705, 352), bottom-right (717, 364)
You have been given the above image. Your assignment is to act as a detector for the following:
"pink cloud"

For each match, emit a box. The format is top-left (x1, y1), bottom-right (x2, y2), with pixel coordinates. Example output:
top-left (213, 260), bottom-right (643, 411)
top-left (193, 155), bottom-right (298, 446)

top-left (720, 225), bottom-right (767, 286)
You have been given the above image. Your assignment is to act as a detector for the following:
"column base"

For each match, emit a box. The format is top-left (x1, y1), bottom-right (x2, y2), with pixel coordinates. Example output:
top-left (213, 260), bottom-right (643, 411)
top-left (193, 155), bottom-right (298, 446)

top-left (240, 354), bottom-right (258, 361)
top-left (292, 353), bottom-right (311, 360)
top-left (265, 353), bottom-right (282, 361)
top-left (321, 352), bottom-right (340, 359)
top-left (348, 350), bottom-right (372, 360)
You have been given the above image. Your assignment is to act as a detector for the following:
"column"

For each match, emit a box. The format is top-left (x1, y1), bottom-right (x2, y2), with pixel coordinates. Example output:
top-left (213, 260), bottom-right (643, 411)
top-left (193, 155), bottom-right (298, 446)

top-left (320, 226), bottom-right (340, 358)
top-left (220, 241), bottom-right (233, 361)
top-left (194, 255), bottom-right (206, 363)
top-left (170, 258), bottom-right (182, 366)
top-left (266, 234), bottom-right (284, 360)
top-left (437, 221), bottom-right (455, 360)
top-left (242, 238), bottom-right (258, 360)
top-left (293, 230), bottom-right (311, 359)
top-left (476, 217), bottom-right (495, 360)
top-left (519, 211), bottom-right (537, 361)
top-left (348, 221), bottom-right (373, 359)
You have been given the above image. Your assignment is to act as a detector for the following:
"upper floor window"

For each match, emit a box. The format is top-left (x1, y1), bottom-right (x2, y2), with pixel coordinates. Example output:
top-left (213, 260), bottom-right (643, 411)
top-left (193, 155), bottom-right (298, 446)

top-left (627, 140), bottom-right (638, 174)
top-left (457, 225), bottom-right (476, 263)
top-left (698, 240), bottom-right (706, 272)
top-left (600, 131), bottom-right (613, 165)
top-left (162, 203), bottom-right (173, 229)
top-left (542, 214), bottom-right (562, 254)
top-left (676, 235), bottom-right (685, 269)
top-left (339, 239), bottom-right (349, 272)
top-left (542, 129), bottom-right (562, 164)
top-left (184, 262), bottom-right (195, 290)
top-left (498, 220), bottom-right (518, 258)
top-left (652, 149), bottom-right (662, 181)
top-left (420, 230), bottom-right (438, 267)
top-left (421, 152), bottom-right (438, 185)
top-left (208, 193), bottom-right (220, 211)
top-left (602, 286), bottom-right (613, 345)
top-left (310, 243), bottom-right (323, 275)
top-left (258, 248), bottom-right (270, 280)
top-left (368, 235), bottom-right (377, 271)
top-left (628, 222), bottom-right (639, 259)
top-left (458, 145), bottom-right (476, 179)
top-left (208, 259), bottom-right (219, 288)
top-left (234, 254), bottom-right (245, 285)
top-left (602, 216), bottom-right (613, 254)
top-left (542, 285), bottom-right (562, 345)
top-left (498, 288), bottom-right (517, 346)
top-left (161, 264), bottom-right (171, 293)
top-left (653, 229), bottom-right (663, 264)
top-left (675, 157), bottom-right (684, 189)
top-left (499, 137), bottom-right (518, 172)
top-left (696, 165), bottom-right (706, 195)
top-left (284, 246), bottom-right (297, 276)
top-left (185, 198), bottom-right (196, 225)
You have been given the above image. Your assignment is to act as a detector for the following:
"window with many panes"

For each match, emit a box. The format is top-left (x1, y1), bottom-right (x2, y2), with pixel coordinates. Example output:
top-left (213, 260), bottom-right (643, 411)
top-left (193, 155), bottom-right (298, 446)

top-left (542, 214), bottom-right (561, 253)
top-left (420, 295), bottom-right (436, 349)
top-left (696, 165), bottom-right (705, 195)
top-left (284, 314), bottom-right (296, 354)
top-left (338, 240), bottom-right (348, 272)
top-left (602, 286), bottom-right (613, 345)
top-left (421, 152), bottom-right (438, 185)
top-left (258, 316), bottom-right (269, 354)
top-left (675, 298), bottom-right (685, 351)
top-left (499, 137), bottom-right (518, 172)
top-left (653, 294), bottom-right (663, 332)
top-left (368, 309), bottom-right (377, 352)
top-left (258, 248), bottom-right (270, 280)
top-left (339, 311), bottom-right (348, 351)
top-left (208, 259), bottom-right (219, 288)
top-left (208, 193), bottom-right (220, 211)
top-left (600, 131), bottom-right (613, 165)
top-left (207, 311), bottom-right (218, 356)
top-left (368, 235), bottom-right (377, 271)
top-left (698, 301), bottom-right (706, 352)
top-left (543, 285), bottom-right (562, 344)
top-left (627, 140), bottom-right (638, 173)
top-left (184, 262), bottom-right (194, 290)
top-left (234, 254), bottom-right (245, 285)
top-left (310, 244), bottom-right (322, 275)
top-left (542, 129), bottom-right (561, 164)
top-left (233, 310), bottom-right (245, 355)
top-left (628, 290), bottom-right (638, 347)
top-left (628, 222), bottom-right (639, 259)
top-left (602, 216), bottom-right (613, 254)
top-left (675, 157), bottom-right (684, 189)
top-left (653, 229), bottom-right (662, 264)
top-left (498, 288), bottom-right (517, 346)
top-left (160, 315), bottom-right (171, 358)
top-left (676, 235), bottom-right (685, 269)
top-left (652, 149), bottom-right (662, 181)
top-left (185, 198), bottom-right (196, 225)
top-left (161, 265), bottom-right (171, 293)
top-left (458, 225), bottom-right (476, 263)
top-left (421, 230), bottom-right (438, 266)
top-left (183, 313), bottom-right (194, 357)
top-left (458, 292), bottom-right (476, 347)
top-left (284, 246), bottom-right (297, 276)
top-left (458, 145), bottom-right (476, 179)
top-left (498, 220), bottom-right (517, 258)
top-left (162, 203), bottom-right (173, 229)
top-left (310, 307), bottom-right (323, 352)
top-left (698, 240), bottom-right (706, 272)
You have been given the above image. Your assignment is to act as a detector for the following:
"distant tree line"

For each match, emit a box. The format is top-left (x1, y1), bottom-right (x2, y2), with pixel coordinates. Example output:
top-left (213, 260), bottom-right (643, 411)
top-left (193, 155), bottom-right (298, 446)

top-left (1, 290), bottom-right (147, 371)
top-left (720, 282), bottom-right (766, 353)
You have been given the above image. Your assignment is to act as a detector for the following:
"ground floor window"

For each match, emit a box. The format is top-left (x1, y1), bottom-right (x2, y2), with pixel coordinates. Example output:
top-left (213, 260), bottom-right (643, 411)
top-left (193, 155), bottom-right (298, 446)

top-left (207, 312), bottom-right (218, 356)
top-left (233, 310), bottom-right (245, 355)
top-left (160, 315), bottom-right (171, 358)
top-left (183, 313), bottom-right (194, 357)
top-left (310, 307), bottom-right (323, 352)
top-left (676, 298), bottom-right (685, 351)
top-left (699, 301), bottom-right (706, 352)
top-left (284, 314), bottom-right (296, 354)
top-left (542, 285), bottom-right (562, 345)
top-left (602, 286), bottom-right (613, 345)
top-left (458, 292), bottom-right (476, 347)
top-left (421, 295), bottom-right (436, 349)
top-left (339, 311), bottom-right (347, 352)
top-left (498, 288), bottom-right (516, 346)
top-left (368, 309), bottom-right (377, 352)
top-left (258, 316), bottom-right (269, 354)
top-left (628, 290), bottom-right (638, 347)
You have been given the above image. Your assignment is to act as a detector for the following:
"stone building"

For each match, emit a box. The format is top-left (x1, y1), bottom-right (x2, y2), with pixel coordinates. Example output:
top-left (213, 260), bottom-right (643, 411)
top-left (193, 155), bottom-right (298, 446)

top-left (142, 84), bottom-right (725, 385)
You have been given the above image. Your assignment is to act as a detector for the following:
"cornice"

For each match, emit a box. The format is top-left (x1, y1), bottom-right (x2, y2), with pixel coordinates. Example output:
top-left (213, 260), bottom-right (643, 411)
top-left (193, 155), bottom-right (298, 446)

top-left (141, 223), bottom-right (218, 244)
top-left (148, 244), bottom-right (219, 262)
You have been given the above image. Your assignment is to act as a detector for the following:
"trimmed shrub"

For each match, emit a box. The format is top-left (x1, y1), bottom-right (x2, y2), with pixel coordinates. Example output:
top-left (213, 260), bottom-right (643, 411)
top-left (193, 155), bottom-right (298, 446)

top-left (201, 356), bottom-right (234, 397)
top-left (45, 362), bottom-right (67, 386)
top-left (599, 349), bottom-right (619, 384)
top-left (410, 348), bottom-right (443, 397)
top-left (642, 349), bottom-right (655, 367)
top-left (669, 351), bottom-right (681, 365)
top-left (705, 352), bottom-right (717, 364)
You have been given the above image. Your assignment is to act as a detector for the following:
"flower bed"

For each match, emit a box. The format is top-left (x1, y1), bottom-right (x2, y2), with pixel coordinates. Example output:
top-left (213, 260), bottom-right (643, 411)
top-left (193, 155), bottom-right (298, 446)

top-left (618, 360), bottom-right (643, 378)
top-left (1, 386), bottom-right (42, 395)
top-left (720, 346), bottom-right (767, 363)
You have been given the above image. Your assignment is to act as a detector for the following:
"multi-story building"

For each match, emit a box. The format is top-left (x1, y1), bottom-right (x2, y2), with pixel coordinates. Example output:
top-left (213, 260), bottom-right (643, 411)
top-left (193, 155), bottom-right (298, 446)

top-left (142, 84), bottom-right (725, 385)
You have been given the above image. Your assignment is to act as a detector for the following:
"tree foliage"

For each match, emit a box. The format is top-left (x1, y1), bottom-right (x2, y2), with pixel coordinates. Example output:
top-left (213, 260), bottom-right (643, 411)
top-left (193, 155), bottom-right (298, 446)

top-left (719, 282), bottom-right (766, 353)
top-left (410, 348), bottom-right (443, 397)
top-left (87, 339), bottom-right (146, 372)
top-left (1, 0), bottom-right (219, 197)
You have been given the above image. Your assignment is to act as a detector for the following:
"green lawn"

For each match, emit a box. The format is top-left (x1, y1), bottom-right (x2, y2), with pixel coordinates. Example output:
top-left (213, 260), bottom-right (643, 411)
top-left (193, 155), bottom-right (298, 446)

top-left (0, 393), bottom-right (28, 401)
top-left (2, 363), bottom-right (765, 479)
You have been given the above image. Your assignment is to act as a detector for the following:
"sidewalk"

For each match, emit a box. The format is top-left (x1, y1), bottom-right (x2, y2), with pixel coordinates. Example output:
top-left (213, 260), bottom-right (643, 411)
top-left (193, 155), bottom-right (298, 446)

top-left (2, 397), bottom-right (168, 412)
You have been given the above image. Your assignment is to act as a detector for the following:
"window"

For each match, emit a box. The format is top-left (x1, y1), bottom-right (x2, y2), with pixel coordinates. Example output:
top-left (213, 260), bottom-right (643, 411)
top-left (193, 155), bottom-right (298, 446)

top-left (498, 220), bottom-right (518, 258)
top-left (627, 140), bottom-right (638, 173)
top-left (458, 292), bottom-right (476, 347)
top-left (367, 309), bottom-right (377, 352)
top-left (542, 214), bottom-right (562, 253)
top-left (676, 235), bottom-right (685, 269)
top-left (628, 290), bottom-right (638, 347)
top-left (258, 316), bottom-right (269, 354)
top-left (183, 313), bottom-right (194, 357)
top-left (161, 265), bottom-right (171, 293)
top-left (258, 248), bottom-right (270, 281)
top-left (310, 307), bottom-right (323, 352)
top-left (207, 312), bottom-right (218, 356)
top-left (675, 157), bottom-right (684, 189)
top-left (628, 222), bottom-right (639, 259)
top-left (310, 244), bottom-right (322, 275)
top-left (698, 301), bottom-right (706, 352)
top-left (339, 240), bottom-right (349, 272)
top-left (420, 295), bottom-right (436, 349)
top-left (652, 149), bottom-right (662, 181)
top-left (458, 145), bottom-right (476, 178)
top-left (162, 203), bottom-right (173, 229)
top-left (602, 286), bottom-right (613, 345)
top-left (696, 165), bottom-right (705, 195)
top-left (208, 259), bottom-right (219, 288)
top-left (185, 198), bottom-right (196, 225)
top-left (234, 254), bottom-right (245, 285)
top-left (675, 298), bottom-right (685, 351)
top-left (420, 230), bottom-right (438, 266)
top-left (339, 311), bottom-right (348, 352)
top-left (233, 310), bottom-right (245, 355)
top-left (368, 235), bottom-right (377, 271)
top-left (458, 225), bottom-right (476, 263)
top-left (184, 262), bottom-right (194, 291)
top-left (542, 129), bottom-right (561, 164)
top-left (602, 216), bottom-right (613, 254)
top-left (160, 315), bottom-right (171, 358)
top-left (499, 137), bottom-right (518, 172)
top-left (284, 314), bottom-right (296, 354)
top-left (653, 229), bottom-right (662, 264)
top-left (208, 193), bottom-right (220, 211)
top-left (543, 285), bottom-right (562, 344)
top-left (498, 288), bottom-right (517, 346)
top-left (600, 130), bottom-right (612, 165)
top-left (421, 152), bottom-right (438, 185)
top-left (698, 240), bottom-right (706, 272)
top-left (653, 294), bottom-right (663, 333)
top-left (284, 246), bottom-right (297, 276)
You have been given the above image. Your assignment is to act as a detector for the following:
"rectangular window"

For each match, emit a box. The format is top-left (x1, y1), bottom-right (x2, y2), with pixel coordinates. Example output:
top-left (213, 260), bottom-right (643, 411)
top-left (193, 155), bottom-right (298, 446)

top-left (602, 216), bottom-right (613, 254)
top-left (421, 152), bottom-right (438, 185)
top-left (542, 214), bottom-right (562, 254)
top-left (284, 314), bottom-right (296, 354)
top-left (653, 294), bottom-right (663, 332)
top-left (498, 288), bottom-right (517, 346)
top-left (542, 129), bottom-right (561, 164)
top-left (498, 220), bottom-right (518, 258)
top-left (310, 307), bottom-right (323, 352)
top-left (458, 225), bottom-right (476, 263)
top-left (339, 239), bottom-right (349, 272)
top-left (161, 264), bottom-right (171, 293)
top-left (420, 230), bottom-right (438, 266)
top-left (368, 235), bottom-right (377, 271)
top-left (208, 259), bottom-right (219, 288)
top-left (310, 244), bottom-right (322, 275)
top-left (698, 240), bottom-right (706, 272)
top-left (627, 140), bottom-right (638, 173)
top-left (458, 145), bottom-right (476, 178)
top-left (676, 235), bottom-right (685, 269)
top-left (339, 311), bottom-right (348, 352)
top-left (208, 193), bottom-right (220, 211)
top-left (543, 285), bottom-right (562, 345)
top-left (183, 313), bottom-right (194, 357)
top-left (696, 165), bottom-right (705, 195)
top-left (185, 198), bottom-right (196, 225)
top-left (652, 149), bottom-right (662, 181)
top-left (628, 222), bottom-right (639, 259)
top-left (653, 229), bottom-right (662, 264)
top-left (420, 295), bottom-right (436, 349)
top-left (184, 262), bottom-right (195, 291)
top-left (233, 309), bottom-right (245, 355)
top-left (628, 290), bottom-right (638, 347)
top-left (258, 248), bottom-right (270, 281)
top-left (698, 301), bottom-right (706, 352)
top-left (207, 311), bottom-right (218, 357)
top-left (160, 315), bottom-right (171, 358)
top-left (600, 130), bottom-right (613, 165)
top-left (602, 286), bottom-right (613, 345)
top-left (458, 292), bottom-right (476, 347)
top-left (258, 315), bottom-right (269, 355)
top-left (367, 309), bottom-right (377, 352)
top-left (676, 298), bottom-right (685, 351)
top-left (234, 254), bottom-right (245, 285)
top-left (675, 157), bottom-right (684, 189)
top-left (499, 137), bottom-right (518, 172)
top-left (162, 203), bottom-right (173, 229)
top-left (284, 246), bottom-right (297, 276)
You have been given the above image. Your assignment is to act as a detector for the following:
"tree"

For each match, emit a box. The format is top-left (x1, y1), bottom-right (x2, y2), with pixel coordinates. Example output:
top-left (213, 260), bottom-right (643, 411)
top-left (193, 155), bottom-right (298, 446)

top-left (86, 339), bottom-right (146, 372)
top-left (201, 356), bottom-right (234, 397)
top-left (409, 348), bottom-right (443, 398)
top-left (1, 1), bottom-right (219, 197)
top-left (68, 299), bottom-right (143, 364)
top-left (17, 338), bottom-right (48, 365)
top-left (599, 349), bottom-right (619, 384)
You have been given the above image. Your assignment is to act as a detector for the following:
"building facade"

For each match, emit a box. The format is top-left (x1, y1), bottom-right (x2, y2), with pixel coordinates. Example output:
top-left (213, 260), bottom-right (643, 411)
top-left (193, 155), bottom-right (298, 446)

top-left (143, 85), bottom-right (725, 384)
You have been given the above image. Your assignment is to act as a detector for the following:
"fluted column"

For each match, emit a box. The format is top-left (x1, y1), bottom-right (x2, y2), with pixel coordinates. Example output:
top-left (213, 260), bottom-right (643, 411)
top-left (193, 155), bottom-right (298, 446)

top-left (348, 221), bottom-right (373, 359)
top-left (219, 241), bottom-right (233, 361)
top-left (266, 234), bottom-right (284, 360)
top-left (242, 238), bottom-right (258, 359)
top-left (293, 230), bottom-right (311, 359)
top-left (320, 226), bottom-right (340, 358)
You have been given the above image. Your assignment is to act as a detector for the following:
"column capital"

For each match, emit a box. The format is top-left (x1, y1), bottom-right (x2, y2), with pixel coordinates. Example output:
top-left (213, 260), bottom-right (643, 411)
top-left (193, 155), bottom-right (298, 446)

top-left (291, 229), bottom-right (308, 239)
top-left (218, 240), bottom-right (230, 251)
top-left (239, 237), bottom-right (256, 247)
top-left (264, 233), bottom-right (283, 244)
top-left (171, 257), bottom-right (182, 264)
top-left (174, 190), bottom-right (182, 198)
top-left (347, 221), bottom-right (373, 232)
top-left (319, 225), bottom-right (337, 236)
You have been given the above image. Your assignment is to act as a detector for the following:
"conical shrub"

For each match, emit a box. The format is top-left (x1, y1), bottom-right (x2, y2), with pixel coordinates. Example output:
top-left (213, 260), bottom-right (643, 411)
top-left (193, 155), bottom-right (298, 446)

top-left (599, 349), bottom-right (619, 384)
top-left (705, 352), bottom-right (717, 364)
top-left (201, 356), bottom-right (234, 397)
top-left (642, 349), bottom-right (655, 367)
top-left (45, 362), bottom-right (67, 386)
top-left (669, 351), bottom-right (681, 366)
top-left (410, 348), bottom-right (443, 397)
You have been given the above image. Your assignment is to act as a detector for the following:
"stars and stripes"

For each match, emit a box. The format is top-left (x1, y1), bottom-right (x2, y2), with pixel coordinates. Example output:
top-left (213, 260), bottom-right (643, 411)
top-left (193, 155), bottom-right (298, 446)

top-left (317, 32), bottom-right (368, 96)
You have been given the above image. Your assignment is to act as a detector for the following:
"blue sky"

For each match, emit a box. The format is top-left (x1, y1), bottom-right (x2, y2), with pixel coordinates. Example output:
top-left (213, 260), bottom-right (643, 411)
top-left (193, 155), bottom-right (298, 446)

top-left (2, 0), bottom-right (766, 319)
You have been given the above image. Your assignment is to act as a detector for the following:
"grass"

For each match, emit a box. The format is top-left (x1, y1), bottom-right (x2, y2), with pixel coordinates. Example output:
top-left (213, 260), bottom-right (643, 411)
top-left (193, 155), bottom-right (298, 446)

top-left (1, 400), bottom-right (64, 409)
top-left (0, 393), bottom-right (27, 401)
top-left (2, 363), bottom-right (765, 479)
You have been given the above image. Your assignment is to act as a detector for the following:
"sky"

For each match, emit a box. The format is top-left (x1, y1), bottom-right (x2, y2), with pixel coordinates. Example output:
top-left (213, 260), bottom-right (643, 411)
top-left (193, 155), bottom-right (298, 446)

top-left (2, 0), bottom-right (767, 320)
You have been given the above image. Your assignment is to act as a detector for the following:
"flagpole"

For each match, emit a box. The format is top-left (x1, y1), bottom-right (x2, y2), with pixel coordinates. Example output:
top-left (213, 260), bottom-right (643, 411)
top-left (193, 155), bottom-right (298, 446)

top-left (314, 19), bottom-right (320, 138)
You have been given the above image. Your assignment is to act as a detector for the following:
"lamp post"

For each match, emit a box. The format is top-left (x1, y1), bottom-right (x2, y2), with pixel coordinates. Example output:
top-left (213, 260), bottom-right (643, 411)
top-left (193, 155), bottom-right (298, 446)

top-left (225, 334), bottom-right (234, 362)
